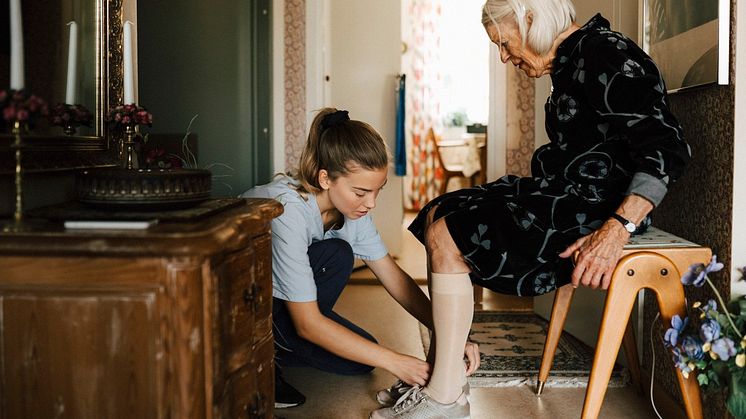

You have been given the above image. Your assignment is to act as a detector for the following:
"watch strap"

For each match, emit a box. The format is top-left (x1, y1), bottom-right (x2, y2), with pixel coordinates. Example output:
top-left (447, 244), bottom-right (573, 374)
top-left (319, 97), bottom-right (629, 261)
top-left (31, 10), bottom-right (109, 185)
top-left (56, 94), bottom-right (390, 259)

top-left (610, 213), bottom-right (636, 233)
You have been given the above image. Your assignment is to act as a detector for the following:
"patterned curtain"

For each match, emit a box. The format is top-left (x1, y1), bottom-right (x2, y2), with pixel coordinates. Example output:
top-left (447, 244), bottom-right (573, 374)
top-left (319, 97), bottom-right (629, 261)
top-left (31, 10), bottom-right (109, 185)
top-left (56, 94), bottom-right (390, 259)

top-left (403, 0), bottom-right (443, 211)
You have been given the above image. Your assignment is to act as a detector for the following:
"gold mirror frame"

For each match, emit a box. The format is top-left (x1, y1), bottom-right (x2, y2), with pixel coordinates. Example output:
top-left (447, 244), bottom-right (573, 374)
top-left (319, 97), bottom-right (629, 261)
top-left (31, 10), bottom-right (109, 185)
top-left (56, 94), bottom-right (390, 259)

top-left (0, 0), bottom-right (124, 174)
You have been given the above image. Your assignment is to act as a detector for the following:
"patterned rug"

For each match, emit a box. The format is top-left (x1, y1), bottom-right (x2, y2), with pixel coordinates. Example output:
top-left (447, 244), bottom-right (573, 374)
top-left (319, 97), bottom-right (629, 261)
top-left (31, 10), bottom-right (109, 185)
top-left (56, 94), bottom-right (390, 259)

top-left (420, 311), bottom-right (629, 388)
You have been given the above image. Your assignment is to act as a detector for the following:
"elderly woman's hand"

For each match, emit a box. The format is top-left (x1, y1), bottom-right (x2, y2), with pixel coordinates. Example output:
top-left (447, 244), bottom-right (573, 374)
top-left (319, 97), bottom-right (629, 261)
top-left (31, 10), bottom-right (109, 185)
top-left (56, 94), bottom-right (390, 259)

top-left (558, 221), bottom-right (629, 290)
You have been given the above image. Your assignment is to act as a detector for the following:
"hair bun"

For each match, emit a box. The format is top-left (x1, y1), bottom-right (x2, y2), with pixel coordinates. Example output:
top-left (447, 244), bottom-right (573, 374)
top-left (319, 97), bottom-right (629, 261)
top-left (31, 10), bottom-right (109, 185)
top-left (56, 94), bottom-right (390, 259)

top-left (320, 110), bottom-right (350, 131)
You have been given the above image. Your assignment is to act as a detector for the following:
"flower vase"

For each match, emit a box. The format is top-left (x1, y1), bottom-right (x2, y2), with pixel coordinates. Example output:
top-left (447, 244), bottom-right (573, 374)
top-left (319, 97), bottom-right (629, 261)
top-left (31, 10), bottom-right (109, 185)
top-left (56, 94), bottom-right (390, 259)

top-left (727, 372), bottom-right (746, 419)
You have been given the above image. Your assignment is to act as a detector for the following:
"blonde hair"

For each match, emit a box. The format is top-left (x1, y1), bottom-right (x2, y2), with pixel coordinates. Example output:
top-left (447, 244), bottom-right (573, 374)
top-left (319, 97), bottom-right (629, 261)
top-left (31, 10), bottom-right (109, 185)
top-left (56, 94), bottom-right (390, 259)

top-left (295, 107), bottom-right (389, 194)
top-left (482, 0), bottom-right (576, 55)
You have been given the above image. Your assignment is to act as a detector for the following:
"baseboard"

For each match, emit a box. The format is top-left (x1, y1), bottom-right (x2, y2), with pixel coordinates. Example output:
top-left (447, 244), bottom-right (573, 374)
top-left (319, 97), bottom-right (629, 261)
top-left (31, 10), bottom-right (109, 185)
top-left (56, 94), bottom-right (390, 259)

top-left (640, 368), bottom-right (687, 418)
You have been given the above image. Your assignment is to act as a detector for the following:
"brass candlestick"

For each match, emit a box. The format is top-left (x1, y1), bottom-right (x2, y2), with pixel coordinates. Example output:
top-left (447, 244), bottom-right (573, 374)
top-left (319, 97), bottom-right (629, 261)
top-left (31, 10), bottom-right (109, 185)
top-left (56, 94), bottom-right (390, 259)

top-left (12, 120), bottom-right (24, 224)
top-left (2, 120), bottom-right (26, 232)
top-left (63, 123), bottom-right (77, 136)
top-left (121, 124), bottom-right (139, 169)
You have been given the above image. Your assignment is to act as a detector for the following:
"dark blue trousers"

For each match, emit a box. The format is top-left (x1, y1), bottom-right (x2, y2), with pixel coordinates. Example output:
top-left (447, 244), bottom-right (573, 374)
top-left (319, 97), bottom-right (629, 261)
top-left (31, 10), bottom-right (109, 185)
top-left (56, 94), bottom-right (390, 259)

top-left (273, 238), bottom-right (376, 375)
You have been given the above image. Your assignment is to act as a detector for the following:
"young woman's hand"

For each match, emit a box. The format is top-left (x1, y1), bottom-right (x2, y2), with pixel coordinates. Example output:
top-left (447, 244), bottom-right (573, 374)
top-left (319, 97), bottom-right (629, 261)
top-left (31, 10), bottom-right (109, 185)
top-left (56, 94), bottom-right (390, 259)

top-left (388, 353), bottom-right (431, 386)
top-left (464, 341), bottom-right (480, 375)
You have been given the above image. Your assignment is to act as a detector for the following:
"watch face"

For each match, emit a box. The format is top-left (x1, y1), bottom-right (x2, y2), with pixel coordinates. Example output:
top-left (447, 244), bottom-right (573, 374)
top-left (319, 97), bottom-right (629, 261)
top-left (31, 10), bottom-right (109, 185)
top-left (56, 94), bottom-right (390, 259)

top-left (625, 223), bottom-right (636, 233)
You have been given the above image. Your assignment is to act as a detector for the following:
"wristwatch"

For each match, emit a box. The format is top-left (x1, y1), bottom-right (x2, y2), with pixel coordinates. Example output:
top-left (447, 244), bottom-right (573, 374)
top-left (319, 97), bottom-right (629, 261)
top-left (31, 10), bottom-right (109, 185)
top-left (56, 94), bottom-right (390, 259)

top-left (611, 213), bottom-right (637, 233)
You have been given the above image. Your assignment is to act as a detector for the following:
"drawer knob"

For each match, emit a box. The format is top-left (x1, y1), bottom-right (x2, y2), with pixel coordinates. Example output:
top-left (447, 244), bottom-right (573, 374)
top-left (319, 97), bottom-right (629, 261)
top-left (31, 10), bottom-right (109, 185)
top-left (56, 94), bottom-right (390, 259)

top-left (246, 392), bottom-right (267, 418)
top-left (242, 283), bottom-right (262, 312)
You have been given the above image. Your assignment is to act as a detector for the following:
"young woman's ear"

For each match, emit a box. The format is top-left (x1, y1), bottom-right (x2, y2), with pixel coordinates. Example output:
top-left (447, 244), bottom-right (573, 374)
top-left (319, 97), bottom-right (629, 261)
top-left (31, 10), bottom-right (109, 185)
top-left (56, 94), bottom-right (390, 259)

top-left (318, 169), bottom-right (330, 190)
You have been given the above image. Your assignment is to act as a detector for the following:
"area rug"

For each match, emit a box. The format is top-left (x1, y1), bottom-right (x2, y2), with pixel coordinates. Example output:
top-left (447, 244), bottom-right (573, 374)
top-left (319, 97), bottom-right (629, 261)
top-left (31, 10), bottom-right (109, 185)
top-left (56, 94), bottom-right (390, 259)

top-left (420, 311), bottom-right (629, 388)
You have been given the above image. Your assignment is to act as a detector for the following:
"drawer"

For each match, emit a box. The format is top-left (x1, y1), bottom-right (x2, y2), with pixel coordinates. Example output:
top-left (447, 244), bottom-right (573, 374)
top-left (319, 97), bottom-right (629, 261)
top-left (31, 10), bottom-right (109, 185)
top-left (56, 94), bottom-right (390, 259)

top-left (216, 247), bottom-right (256, 373)
top-left (251, 234), bottom-right (272, 344)
top-left (217, 336), bottom-right (274, 419)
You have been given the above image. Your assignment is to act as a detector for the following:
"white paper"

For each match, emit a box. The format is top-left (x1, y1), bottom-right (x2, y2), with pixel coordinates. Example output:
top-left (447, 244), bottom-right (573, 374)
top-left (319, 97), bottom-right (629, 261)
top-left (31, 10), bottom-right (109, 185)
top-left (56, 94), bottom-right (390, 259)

top-left (64, 220), bottom-right (157, 230)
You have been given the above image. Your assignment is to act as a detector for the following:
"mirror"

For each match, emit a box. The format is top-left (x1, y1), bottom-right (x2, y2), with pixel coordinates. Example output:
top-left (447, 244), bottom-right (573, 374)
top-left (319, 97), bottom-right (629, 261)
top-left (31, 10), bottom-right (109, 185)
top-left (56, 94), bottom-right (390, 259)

top-left (0, 0), bottom-right (125, 172)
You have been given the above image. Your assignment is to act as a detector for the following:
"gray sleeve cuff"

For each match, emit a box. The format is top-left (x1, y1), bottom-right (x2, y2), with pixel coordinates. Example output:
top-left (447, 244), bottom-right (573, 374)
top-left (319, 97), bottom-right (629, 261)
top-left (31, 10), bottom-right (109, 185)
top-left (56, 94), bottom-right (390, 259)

top-left (626, 172), bottom-right (668, 207)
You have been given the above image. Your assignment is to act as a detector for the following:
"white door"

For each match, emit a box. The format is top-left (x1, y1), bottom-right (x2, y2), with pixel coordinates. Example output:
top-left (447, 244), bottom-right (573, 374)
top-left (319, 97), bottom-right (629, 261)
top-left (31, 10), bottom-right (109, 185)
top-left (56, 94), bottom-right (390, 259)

top-left (311, 0), bottom-right (404, 255)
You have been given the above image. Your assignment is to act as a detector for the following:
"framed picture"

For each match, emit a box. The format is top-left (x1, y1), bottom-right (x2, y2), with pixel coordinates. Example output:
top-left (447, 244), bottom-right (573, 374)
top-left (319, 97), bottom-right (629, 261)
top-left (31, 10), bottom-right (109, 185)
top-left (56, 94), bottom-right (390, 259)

top-left (639, 0), bottom-right (730, 92)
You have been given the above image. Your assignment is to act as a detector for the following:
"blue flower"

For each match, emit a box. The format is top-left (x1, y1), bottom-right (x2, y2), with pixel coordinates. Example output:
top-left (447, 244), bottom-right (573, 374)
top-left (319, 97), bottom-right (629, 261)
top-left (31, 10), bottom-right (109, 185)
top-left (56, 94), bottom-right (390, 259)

top-left (664, 315), bottom-right (688, 347)
top-left (681, 336), bottom-right (704, 360)
top-left (705, 255), bottom-right (724, 274)
top-left (671, 347), bottom-right (692, 374)
top-left (701, 299), bottom-right (718, 319)
top-left (683, 256), bottom-right (724, 287)
top-left (711, 337), bottom-right (737, 361)
top-left (699, 318), bottom-right (721, 343)
top-left (681, 263), bottom-right (707, 287)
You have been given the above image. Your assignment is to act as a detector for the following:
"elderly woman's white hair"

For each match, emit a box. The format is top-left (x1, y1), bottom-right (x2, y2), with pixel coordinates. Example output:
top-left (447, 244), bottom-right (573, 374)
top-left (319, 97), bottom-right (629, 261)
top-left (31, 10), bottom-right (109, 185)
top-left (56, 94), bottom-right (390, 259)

top-left (482, 0), bottom-right (576, 55)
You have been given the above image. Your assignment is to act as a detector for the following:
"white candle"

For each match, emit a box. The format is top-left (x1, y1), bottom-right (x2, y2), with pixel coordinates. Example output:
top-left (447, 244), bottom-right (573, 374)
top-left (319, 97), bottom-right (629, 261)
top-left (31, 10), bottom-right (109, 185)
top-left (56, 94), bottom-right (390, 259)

top-left (65, 21), bottom-right (78, 104)
top-left (123, 21), bottom-right (135, 104)
top-left (9, 0), bottom-right (24, 90)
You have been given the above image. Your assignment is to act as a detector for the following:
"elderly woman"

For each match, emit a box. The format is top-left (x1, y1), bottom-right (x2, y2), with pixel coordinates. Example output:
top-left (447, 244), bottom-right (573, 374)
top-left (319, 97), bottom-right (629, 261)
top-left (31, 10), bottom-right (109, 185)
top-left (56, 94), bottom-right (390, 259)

top-left (370, 0), bottom-right (690, 418)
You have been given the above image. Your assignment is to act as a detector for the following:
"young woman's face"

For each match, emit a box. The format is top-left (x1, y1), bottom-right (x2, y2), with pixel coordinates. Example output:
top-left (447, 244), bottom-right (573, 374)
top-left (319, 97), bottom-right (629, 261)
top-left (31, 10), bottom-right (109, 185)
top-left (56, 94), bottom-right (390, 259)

top-left (320, 165), bottom-right (388, 220)
top-left (485, 20), bottom-right (551, 78)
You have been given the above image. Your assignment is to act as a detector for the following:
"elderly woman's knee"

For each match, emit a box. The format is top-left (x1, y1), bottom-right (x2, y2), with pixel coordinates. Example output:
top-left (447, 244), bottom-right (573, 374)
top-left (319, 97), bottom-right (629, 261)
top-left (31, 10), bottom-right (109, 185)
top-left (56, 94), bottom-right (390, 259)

top-left (425, 218), bottom-right (453, 253)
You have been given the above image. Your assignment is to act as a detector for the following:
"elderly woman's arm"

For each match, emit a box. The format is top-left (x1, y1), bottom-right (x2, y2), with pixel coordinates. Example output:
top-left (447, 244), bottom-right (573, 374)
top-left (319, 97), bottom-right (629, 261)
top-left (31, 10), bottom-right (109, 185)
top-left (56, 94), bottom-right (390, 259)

top-left (559, 194), bottom-right (653, 289)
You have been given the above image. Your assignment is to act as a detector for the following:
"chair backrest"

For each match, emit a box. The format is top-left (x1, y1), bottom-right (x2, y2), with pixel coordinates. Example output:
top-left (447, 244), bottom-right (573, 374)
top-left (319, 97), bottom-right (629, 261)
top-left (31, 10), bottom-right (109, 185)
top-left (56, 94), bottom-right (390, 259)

top-left (428, 128), bottom-right (448, 169)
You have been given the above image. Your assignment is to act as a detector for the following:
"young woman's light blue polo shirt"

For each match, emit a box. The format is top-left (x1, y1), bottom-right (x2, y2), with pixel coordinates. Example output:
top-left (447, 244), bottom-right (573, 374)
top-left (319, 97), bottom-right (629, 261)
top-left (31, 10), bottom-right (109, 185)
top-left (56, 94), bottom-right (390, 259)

top-left (240, 176), bottom-right (388, 302)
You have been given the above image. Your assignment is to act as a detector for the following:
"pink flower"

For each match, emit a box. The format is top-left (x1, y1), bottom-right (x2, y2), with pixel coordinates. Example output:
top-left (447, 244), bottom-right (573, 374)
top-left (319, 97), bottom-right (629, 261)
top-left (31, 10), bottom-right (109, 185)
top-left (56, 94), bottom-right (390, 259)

top-left (16, 109), bottom-right (29, 121)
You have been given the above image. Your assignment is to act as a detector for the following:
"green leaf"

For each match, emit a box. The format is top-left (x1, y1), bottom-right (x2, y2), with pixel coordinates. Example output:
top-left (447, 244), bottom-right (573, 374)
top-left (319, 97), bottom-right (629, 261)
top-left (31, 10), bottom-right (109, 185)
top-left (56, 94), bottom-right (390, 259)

top-left (728, 371), bottom-right (746, 418)
top-left (738, 297), bottom-right (746, 316)
top-left (698, 373), bottom-right (709, 386)
top-left (728, 394), bottom-right (746, 418)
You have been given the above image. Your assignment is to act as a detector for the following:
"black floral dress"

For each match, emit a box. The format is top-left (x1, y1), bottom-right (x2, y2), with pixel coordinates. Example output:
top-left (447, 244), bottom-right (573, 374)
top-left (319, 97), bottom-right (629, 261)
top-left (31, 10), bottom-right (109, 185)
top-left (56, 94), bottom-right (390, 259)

top-left (408, 14), bottom-right (690, 296)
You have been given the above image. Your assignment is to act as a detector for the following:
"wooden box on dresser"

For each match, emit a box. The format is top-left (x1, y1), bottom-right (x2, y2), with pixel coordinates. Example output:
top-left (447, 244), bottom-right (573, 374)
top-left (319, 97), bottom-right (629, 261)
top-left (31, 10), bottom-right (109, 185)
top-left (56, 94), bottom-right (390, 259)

top-left (0, 198), bottom-right (283, 419)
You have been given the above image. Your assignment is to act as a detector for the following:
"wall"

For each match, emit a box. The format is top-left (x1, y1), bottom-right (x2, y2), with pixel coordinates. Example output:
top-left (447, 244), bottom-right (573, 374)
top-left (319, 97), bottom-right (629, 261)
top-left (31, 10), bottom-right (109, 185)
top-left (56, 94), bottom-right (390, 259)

top-left (326, 0), bottom-right (403, 255)
top-left (647, 2), bottom-right (736, 415)
top-left (138, 0), bottom-right (270, 196)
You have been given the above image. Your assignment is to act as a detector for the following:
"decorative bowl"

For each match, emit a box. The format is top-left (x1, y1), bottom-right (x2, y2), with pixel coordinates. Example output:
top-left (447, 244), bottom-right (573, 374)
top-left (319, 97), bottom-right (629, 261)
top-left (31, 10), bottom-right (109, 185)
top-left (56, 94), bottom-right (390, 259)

top-left (76, 167), bottom-right (211, 210)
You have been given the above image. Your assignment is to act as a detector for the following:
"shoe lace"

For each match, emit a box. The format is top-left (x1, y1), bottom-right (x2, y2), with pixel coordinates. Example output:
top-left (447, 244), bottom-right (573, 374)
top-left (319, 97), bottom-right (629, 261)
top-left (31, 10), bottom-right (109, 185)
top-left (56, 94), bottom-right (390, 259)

top-left (392, 386), bottom-right (424, 413)
top-left (390, 379), bottom-right (410, 396)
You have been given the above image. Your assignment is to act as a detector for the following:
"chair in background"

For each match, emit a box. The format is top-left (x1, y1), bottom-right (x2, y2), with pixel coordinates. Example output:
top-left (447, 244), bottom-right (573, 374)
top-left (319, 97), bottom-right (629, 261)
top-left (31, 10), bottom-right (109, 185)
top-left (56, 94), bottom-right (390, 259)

top-left (431, 128), bottom-right (485, 195)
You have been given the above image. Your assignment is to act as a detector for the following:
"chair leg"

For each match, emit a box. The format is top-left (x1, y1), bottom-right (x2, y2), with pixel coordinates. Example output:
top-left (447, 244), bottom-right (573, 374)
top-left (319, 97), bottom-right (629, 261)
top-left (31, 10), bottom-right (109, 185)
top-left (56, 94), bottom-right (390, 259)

top-left (621, 318), bottom-right (644, 395)
top-left (473, 285), bottom-right (483, 307)
top-left (536, 284), bottom-right (576, 395)
top-left (655, 279), bottom-right (704, 419)
top-left (581, 275), bottom-right (639, 419)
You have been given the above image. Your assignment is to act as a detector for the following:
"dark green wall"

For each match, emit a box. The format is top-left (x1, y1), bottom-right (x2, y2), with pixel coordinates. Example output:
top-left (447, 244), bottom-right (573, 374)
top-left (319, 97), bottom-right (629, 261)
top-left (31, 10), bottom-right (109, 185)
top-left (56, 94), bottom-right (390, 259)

top-left (138, 0), bottom-right (272, 196)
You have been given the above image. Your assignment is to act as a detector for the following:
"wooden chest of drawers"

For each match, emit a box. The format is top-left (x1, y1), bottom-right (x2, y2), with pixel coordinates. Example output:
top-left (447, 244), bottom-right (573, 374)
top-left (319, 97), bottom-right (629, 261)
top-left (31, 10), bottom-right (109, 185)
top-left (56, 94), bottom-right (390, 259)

top-left (0, 198), bottom-right (282, 419)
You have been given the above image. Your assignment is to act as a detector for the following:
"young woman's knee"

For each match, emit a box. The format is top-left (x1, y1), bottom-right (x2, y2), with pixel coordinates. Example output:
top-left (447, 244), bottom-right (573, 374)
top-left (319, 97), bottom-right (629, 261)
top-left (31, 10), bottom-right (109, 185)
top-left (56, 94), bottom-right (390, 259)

top-left (308, 238), bottom-right (354, 270)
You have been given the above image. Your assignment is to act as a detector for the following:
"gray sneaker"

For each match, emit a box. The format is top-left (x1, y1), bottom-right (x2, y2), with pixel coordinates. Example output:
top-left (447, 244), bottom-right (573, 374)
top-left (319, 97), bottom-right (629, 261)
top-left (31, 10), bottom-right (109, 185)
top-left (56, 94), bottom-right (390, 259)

top-left (377, 380), bottom-right (413, 406)
top-left (370, 386), bottom-right (470, 419)
top-left (377, 380), bottom-right (471, 408)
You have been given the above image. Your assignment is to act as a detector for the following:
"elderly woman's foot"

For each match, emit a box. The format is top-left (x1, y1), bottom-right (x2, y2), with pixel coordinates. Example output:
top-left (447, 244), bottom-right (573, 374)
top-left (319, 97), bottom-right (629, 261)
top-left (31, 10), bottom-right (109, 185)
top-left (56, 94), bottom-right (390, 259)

top-left (376, 380), bottom-right (471, 407)
top-left (370, 386), bottom-right (469, 418)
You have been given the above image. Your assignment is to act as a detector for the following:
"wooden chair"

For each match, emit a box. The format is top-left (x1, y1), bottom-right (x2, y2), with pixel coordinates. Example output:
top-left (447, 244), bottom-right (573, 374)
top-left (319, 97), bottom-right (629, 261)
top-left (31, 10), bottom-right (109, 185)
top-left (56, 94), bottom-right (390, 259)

top-left (431, 128), bottom-right (484, 195)
top-left (536, 227), bottom-right (709, 419)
